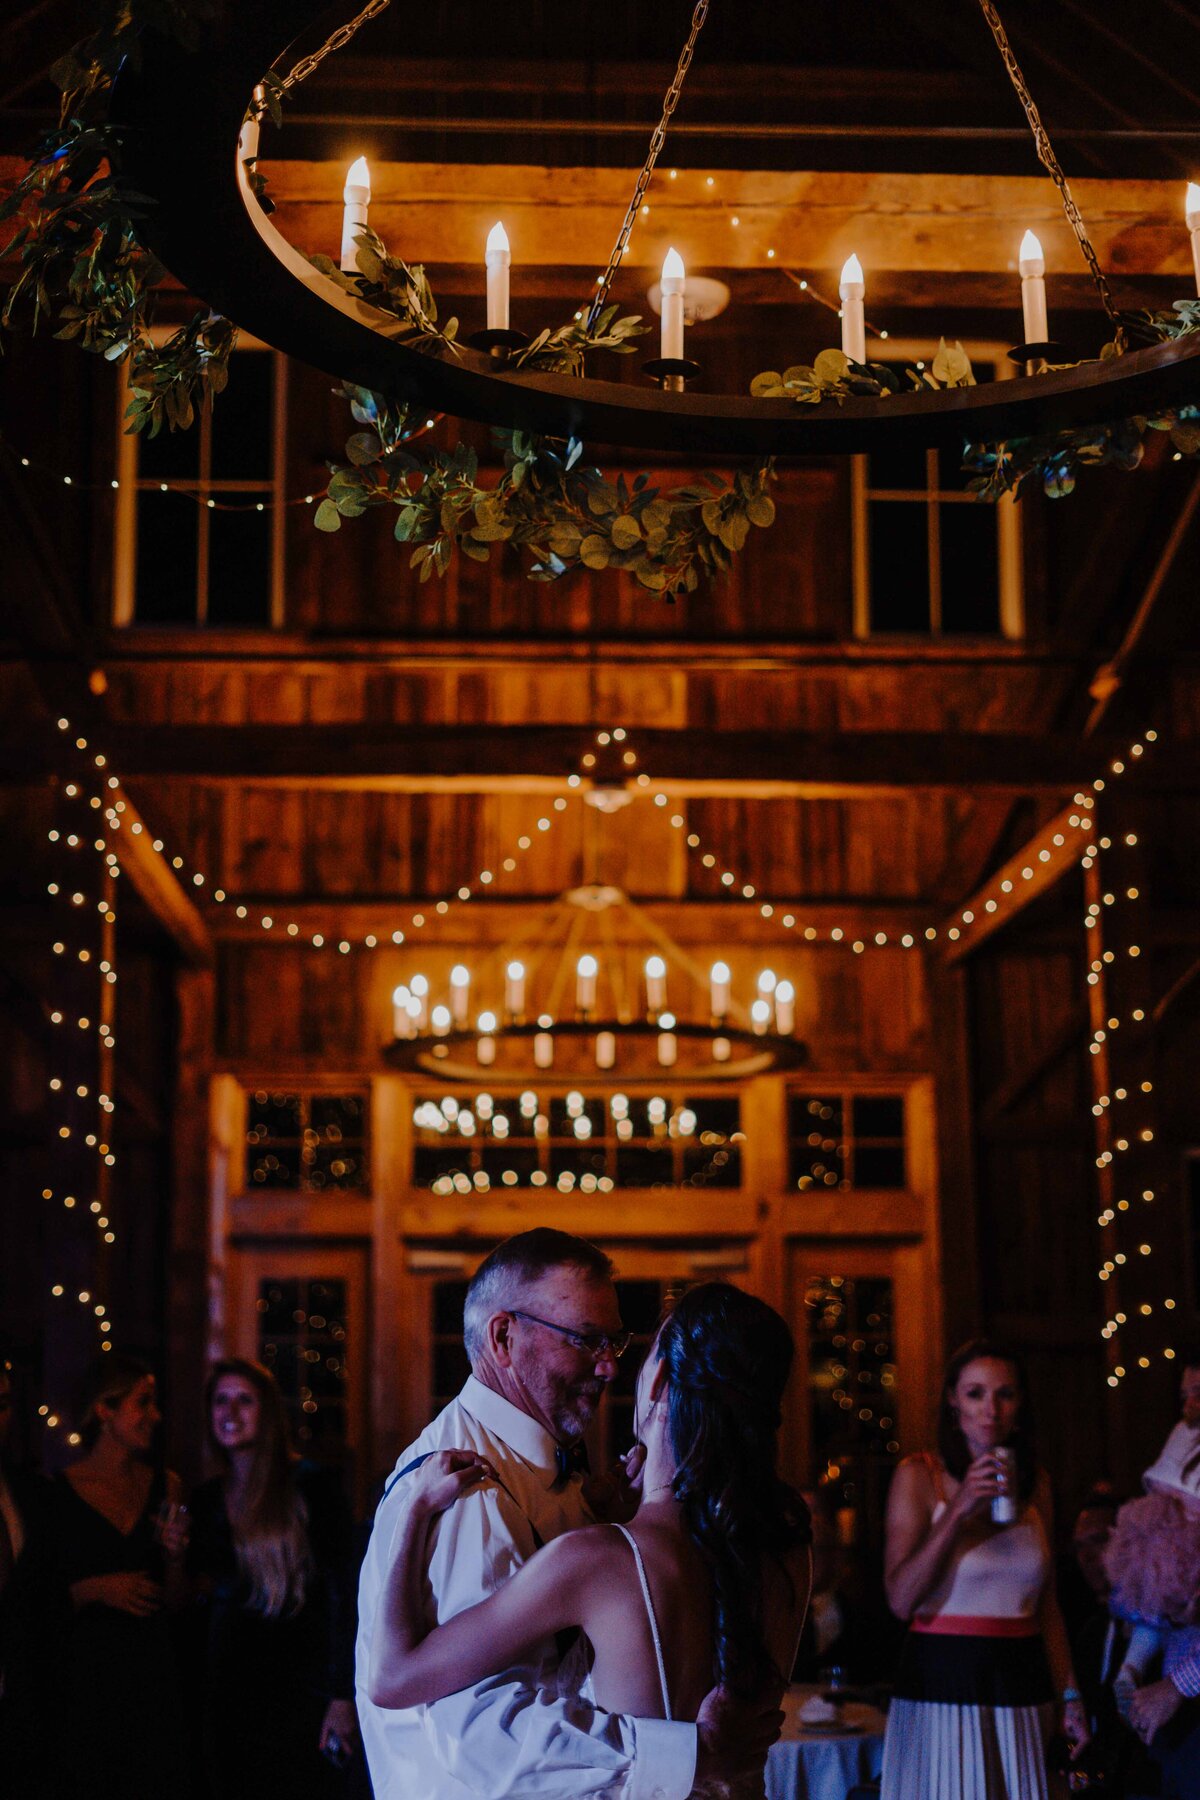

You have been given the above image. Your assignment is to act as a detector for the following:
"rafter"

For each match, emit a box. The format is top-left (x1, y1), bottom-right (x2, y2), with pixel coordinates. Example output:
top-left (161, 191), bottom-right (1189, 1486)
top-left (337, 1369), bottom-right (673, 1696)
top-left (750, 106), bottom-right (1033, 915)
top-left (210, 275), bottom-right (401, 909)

top-left (939, 800), bottom-right (1090, 964)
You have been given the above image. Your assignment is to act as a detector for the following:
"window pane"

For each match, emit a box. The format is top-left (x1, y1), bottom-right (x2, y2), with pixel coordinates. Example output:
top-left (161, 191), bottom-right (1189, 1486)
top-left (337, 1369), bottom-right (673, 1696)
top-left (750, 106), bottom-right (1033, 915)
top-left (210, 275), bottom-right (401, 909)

top-left (804, 1273), bottom-right (898, 1547)
top-left (134, 494), bottom-right (198, 623)
top-left (616, 1142), bottom-right (673, 1186)
top-left (210, 352), bottom-right (274, 479)
top-left (249, 1091), bottom-right (302, 1136)
top-left (853, 1144), bottom-right (907, 1188)
top-left (852, 1097), bottom-right (904, 1139)
top-left (868, 501), bottom-right (930, 632)
top-left (248, 1146), bottom-right (299, 1188)
top-left (207, 498), bottom-right (272, 625)
top-left (940, 504), bottom-right (999, 635)
top-left (138, 419), bottom-right (201, 482)
top-left (867, 443), bottom-right (927, 492)
top-left (257, 1276), bottom-right (348, 1457)
top-left (310, 1094), bottom-right (365, 1136)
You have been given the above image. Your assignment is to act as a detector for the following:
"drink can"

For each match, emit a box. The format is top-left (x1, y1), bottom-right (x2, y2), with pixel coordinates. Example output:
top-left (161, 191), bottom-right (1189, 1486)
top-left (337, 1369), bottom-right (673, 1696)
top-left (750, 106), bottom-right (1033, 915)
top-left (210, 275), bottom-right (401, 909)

top-left (991, 1446), bottom-right (1018, 1524)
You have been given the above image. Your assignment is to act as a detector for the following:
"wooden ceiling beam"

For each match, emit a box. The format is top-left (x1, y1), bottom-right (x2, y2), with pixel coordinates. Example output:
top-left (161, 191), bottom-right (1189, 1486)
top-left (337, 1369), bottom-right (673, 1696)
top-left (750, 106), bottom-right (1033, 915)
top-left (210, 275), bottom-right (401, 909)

top-left (15, 725), bottom-right (1184, 795)
top-left (208, 897), bottom-right (933, 944)
top-left (939, 801), bottom-right (1091, 964)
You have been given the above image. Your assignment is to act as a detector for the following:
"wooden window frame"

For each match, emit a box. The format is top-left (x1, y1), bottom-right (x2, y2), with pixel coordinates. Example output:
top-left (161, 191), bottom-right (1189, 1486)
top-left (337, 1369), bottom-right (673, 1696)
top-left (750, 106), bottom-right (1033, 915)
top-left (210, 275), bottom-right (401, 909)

top-left (851, 338), bottom-right (1023, 642)
top-left (112, 332), bottom-right (287, 628)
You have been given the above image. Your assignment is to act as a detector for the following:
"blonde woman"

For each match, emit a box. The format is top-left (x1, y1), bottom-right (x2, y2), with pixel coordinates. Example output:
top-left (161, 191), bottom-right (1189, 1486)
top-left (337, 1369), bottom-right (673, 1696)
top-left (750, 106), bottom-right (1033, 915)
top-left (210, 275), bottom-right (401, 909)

top-left (189, 1358), bottom-right (358, 1799)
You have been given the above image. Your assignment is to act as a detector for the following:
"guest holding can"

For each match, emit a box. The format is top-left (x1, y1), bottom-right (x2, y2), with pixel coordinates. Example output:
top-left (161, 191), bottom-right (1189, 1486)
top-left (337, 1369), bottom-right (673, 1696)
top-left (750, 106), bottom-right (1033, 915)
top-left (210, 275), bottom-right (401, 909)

top-left (879, 1339), bottom-right (1088, 1799)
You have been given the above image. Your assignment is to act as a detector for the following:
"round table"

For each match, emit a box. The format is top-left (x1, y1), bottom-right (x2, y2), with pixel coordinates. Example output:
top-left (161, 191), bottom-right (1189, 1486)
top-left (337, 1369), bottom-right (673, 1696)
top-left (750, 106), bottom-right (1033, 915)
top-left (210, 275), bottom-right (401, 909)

top-left (765, 1685), bottom-right (887, 1800)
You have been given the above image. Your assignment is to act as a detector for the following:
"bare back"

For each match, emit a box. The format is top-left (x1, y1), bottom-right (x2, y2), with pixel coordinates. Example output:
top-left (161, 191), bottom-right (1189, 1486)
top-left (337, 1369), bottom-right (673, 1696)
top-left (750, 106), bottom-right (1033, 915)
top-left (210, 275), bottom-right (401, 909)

top-left (578, 1515), bottom-right (810, 1721)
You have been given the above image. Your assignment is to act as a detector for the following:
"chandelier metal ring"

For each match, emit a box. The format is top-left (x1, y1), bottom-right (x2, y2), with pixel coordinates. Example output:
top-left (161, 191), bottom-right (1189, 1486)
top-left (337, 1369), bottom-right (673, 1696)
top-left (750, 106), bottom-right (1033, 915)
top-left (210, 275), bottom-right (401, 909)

top-left (384, 1020), bottom-right (808, 1082)
top-left (113, 0), bottom-right (1200, 455)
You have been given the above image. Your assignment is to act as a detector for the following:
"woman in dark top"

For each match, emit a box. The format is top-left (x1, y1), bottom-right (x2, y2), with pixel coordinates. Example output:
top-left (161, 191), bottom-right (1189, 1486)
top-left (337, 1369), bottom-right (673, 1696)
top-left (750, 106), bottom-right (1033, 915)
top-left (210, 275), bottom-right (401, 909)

top-left (189, 1356), bottom-right (359, 1799)
top-left (46, 1352), bottom-right (190, 1800)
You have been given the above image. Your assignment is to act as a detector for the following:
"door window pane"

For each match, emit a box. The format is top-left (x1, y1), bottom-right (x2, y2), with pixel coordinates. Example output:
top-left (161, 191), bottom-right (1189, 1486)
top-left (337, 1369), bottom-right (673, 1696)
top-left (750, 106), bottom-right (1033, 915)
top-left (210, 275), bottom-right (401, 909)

top-left (256, 1276), bottom-right (349, 1458)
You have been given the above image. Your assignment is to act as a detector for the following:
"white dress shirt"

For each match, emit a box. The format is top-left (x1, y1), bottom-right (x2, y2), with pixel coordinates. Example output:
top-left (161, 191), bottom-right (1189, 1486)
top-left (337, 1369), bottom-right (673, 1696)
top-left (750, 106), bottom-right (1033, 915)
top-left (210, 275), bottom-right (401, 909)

top-left (356, 1376), bottom-right (697, 1800)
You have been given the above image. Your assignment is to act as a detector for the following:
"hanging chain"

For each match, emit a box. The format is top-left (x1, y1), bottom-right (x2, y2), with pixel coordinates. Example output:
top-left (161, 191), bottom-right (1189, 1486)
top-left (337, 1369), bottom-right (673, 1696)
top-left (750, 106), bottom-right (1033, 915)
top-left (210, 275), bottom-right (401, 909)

top-left (267, 0), bottom-right (392, 99)
top-left (586, 0), bottom-right (710, 329)
top-left (977, 0), bottom-right (1120, 327)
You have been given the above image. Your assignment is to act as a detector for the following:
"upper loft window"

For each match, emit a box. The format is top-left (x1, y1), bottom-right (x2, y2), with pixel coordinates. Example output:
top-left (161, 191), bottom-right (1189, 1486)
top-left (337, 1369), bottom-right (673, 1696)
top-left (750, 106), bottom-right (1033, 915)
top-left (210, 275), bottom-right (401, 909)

top-left (851, 349), bottom-right (1022, 640)
top-left (113, 343), bottom-right (285, 626)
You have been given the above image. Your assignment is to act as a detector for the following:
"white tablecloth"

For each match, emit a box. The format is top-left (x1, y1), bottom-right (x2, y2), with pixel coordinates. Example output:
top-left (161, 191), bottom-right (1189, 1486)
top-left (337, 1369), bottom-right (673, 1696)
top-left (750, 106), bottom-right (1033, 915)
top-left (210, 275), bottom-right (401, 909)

top-left (764, 1686), bottom-right (886, 1800)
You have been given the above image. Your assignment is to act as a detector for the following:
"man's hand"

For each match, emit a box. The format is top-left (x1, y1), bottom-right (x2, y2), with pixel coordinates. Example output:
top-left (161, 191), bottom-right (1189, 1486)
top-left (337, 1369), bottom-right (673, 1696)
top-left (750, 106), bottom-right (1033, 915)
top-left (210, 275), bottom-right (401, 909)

top-left (1128, 1676), bottom-right (1184, 1745)
top-left (694, 1682), bottom-right (785, 1788)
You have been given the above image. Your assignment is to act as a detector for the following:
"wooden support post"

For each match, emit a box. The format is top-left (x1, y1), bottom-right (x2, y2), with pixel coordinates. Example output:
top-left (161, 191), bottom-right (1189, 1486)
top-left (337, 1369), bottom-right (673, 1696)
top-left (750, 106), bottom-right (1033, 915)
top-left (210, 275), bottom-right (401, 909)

top-left (166, 964), bottom-right (216, 1482)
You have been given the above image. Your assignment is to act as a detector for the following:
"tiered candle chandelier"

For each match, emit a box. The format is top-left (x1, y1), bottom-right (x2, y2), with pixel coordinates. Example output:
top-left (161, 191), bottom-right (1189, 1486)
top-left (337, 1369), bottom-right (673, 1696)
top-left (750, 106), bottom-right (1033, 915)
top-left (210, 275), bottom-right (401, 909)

top-left (384, 883), bottom-right (807, 1082)
top-left (109, 0), bottom-right (1200, 467)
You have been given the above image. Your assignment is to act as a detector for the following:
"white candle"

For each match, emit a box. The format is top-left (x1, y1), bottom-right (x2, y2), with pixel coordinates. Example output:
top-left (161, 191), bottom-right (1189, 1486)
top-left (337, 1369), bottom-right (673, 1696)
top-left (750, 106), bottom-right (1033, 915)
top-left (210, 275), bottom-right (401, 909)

top-left (595, 1031), bottom-right (616, 1071)
top-left (449, 964), bottom-right (470, 1026)
top-left (657, 1013), bottom-right (678, 1067)
top-left (660, 248), bottom-right (685, 360)
top-left (775, 979), bottom-right (795, 1035)
top-left (340, 156), bottom-right (370, 274)
top-left (1188, 184), bottom-right (1200, 297)
top-left (486, 221), bottom-right (511, 330)
top-left (645, 954), bottom-right (667, 1015)
top-left (392, 984), bottom-right (411, 1039)
top-left (409, 972), bottom-right (429, 1028)
top-left (751, 998), bottom-right (772, 1037)
top-left (710, 960), bottom-right (731, 1020)
top-left (1018, 230), bottom-right (1049, 344)
top-left (477, 1011), bottom-right (497, 1066)
top-left (431, 1004), bottom-right (451, 1037)
top-left (576, 953), bottom-right (598, 1015)
top-left (839, 253), bottom-right (866, 363)
top-left (505, 960), bottom-right (525, 1019)
top-left (534, 1031), bottom-right (554, 1069)
top-left (239, 98), bottom-right (260, 165)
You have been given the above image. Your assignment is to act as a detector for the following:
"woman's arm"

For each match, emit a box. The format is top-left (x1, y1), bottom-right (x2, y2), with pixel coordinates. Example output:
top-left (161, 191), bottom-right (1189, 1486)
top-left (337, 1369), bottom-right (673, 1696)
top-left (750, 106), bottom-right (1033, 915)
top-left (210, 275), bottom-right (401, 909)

top-left (367, 1452), bottom-right (601, 1710)
top-left (884, 1453), bottom-right (1000, 1621)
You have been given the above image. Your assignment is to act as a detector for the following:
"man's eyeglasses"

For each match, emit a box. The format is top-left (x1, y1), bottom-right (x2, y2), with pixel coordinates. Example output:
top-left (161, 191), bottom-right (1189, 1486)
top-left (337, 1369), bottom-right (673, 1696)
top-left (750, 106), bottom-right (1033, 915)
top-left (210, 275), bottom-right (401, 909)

top-left (508, 1309), bottom-right (633, 1361)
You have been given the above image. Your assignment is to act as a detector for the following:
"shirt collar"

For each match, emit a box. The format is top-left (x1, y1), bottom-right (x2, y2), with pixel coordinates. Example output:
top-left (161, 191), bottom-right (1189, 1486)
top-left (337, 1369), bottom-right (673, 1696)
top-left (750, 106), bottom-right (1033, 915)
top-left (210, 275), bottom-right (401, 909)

top-left (460, 1374), bottom-right (560, 1480)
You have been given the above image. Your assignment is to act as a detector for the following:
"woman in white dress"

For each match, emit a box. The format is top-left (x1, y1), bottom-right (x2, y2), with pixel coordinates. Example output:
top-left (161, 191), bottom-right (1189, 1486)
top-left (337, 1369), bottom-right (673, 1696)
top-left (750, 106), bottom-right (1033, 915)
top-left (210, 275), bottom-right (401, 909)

top-left (879, 1339), bottom-right (1089, 1799)
top-left (366, 1281), bottom-right (811, 1795)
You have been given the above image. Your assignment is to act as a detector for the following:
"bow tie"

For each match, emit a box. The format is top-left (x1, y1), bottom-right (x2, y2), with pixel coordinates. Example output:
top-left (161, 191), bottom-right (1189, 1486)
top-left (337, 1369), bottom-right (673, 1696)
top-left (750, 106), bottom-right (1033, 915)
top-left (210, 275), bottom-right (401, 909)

top-left (553, 1440), bottom-right (591, 1488)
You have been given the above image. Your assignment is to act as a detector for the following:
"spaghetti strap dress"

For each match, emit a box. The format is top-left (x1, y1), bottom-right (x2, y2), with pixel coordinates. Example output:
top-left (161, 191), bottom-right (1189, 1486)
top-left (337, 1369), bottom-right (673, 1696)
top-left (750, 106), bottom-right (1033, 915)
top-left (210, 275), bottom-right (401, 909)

top-left (45, 1467), bottom-right (189, 1800)
top-left (880, 1455), bottom-right (1053, 1800)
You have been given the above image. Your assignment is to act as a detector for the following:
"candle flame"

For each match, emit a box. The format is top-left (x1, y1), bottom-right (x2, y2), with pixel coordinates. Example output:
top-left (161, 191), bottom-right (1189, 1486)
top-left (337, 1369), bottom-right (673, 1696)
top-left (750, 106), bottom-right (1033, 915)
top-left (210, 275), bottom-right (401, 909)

top-left (710, 960), bottom-right (731, 984)
top-left (506, 960), bottom-right (525, 980)
top-left (1187, 182), bottom-right (1200, 218)
top-left (345, 155), bottom-right (370, 192)
top-left (1019, 229), bottom-right (1044, 264)
top-left (645, 955), bottom-right (667, 979)
top-left (486, 220), bottom-right (510, 255)
top-left (477, 1012), bottom-right (497, 1034)
top-left (577, 954), bottom-right (599, 978)
top-left (450, 964), bottom-right (469, 985)
top-left (840, 252), bottom-right (864, 286)
top-left (661, 246), bottom-right (685, 282)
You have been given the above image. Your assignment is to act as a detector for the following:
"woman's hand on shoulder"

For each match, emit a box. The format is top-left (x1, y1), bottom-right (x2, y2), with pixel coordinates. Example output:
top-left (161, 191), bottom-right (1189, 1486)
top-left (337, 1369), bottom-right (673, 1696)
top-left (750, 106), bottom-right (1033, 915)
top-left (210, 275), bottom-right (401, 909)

top-left (410, 1450), bottom-right (498, 1518)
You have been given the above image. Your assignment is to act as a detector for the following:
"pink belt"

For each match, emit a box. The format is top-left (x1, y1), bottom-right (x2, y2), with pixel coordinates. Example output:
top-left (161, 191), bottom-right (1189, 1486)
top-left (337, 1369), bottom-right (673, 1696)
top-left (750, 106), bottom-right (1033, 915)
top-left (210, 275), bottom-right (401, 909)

top-left (911, 1614), bottom-right (1038, 1638)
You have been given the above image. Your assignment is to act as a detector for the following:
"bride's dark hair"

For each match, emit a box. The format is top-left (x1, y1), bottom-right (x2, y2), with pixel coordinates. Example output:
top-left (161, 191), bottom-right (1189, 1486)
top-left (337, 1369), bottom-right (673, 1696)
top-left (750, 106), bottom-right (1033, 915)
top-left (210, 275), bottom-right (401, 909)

top-left (656, 1281), bottom-right (810, 1696)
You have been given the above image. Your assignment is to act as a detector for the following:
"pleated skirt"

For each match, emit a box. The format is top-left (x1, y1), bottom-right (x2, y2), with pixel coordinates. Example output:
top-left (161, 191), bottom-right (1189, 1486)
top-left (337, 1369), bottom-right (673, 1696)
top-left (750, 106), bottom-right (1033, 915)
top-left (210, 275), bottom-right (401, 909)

top-left (879, 1629), bottom-right (1053, 1800)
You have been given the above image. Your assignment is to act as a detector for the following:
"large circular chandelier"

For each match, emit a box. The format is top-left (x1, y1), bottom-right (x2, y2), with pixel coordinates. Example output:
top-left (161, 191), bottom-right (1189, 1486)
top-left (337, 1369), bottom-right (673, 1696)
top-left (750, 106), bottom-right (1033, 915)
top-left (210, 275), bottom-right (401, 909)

top-left (383, 884), bottom-right (807, 1082)
top-left (109, 0), bottom-right (1200, 458)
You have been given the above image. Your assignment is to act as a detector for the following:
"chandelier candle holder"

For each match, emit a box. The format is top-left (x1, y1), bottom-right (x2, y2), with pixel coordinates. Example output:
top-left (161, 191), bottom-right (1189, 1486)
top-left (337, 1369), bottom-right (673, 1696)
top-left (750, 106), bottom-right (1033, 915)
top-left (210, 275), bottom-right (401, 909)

top-left (383, 886), bottom-right (806, 1083)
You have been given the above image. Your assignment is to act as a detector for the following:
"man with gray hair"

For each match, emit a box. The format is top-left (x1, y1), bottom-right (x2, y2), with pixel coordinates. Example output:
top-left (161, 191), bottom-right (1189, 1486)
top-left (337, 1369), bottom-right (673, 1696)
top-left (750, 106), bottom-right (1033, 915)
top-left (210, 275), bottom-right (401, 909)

top-left (356, 1227), bottom-right (768, 1798)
